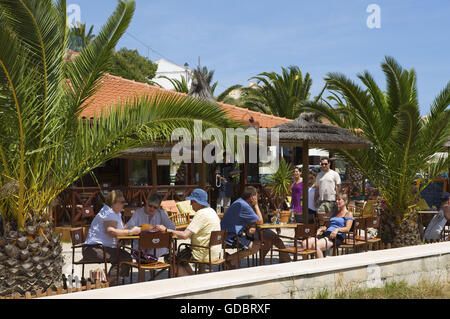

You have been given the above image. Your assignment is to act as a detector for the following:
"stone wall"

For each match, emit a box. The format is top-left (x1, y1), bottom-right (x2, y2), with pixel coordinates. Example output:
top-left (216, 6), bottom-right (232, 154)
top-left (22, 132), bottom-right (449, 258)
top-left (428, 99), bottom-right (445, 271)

top-left (45, 242), bottom-right (450, 299)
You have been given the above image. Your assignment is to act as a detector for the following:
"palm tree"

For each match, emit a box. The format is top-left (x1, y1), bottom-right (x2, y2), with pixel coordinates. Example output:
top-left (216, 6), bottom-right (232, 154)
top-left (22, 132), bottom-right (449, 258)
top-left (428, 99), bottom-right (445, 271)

top-left (158, 74), bottom-right (190, 93)
top-left (216, 84), bottom-right (244, 106)
top-left (303, 57), bottom-right (450, 247)
top-left (241, 66), bottom-right (313, 119)
top-left (0, 0), bottom-right (237, 296)
top-left (68, 22), bottom-right (95, 51)
top-left (188, 65), bottom-right (218, 103)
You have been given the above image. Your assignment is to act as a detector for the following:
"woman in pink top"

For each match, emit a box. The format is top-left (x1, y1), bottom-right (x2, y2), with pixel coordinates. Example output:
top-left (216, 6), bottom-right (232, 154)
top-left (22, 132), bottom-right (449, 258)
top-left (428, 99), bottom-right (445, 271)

top-left (291, 167), bottom-right (303, 222)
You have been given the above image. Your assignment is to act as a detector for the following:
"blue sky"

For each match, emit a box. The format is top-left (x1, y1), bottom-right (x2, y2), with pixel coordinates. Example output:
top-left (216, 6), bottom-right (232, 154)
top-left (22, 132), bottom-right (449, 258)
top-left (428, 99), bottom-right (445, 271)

top-left (69, 0), bottom-right (450, 115)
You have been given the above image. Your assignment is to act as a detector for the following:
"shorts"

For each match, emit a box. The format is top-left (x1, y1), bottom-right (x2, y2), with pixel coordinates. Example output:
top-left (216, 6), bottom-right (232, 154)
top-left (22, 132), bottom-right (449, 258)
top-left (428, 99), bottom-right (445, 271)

top-left (226, 233), bottom-right (255, 250)
top-left (317, 231), bottom-right (344, 247)
top-left (218, 196), bottom-right (231, 208)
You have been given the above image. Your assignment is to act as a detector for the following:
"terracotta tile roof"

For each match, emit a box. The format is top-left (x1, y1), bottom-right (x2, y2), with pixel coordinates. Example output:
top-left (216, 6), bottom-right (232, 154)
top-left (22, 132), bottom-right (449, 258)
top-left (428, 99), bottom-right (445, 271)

top-left (79, 73), bottom-right (291, 128)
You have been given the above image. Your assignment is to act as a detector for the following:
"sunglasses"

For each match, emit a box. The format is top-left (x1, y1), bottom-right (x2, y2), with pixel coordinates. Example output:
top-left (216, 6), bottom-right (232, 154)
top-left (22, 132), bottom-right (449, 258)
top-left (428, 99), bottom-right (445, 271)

top-left (321, 163), bottom-right (329, 166)
top-left (147, 204), bottom-right (159, 210)
top-left (117, 199), bottom-right (127, 204)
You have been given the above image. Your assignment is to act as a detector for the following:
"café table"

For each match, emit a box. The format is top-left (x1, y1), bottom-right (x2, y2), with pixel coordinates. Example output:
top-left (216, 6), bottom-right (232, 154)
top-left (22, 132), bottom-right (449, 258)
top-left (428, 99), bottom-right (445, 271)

top-left (256, 223), bottom-right (299, 265)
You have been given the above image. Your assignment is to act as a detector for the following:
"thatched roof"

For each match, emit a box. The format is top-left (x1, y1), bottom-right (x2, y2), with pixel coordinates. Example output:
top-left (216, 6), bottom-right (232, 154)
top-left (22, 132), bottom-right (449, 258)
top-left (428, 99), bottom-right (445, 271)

top-left (271, 113), bottom-right (372, 149)
top-left (118, 144), bottom-right (202, 160)
top-left (119, 146), bottom-right (173, 158)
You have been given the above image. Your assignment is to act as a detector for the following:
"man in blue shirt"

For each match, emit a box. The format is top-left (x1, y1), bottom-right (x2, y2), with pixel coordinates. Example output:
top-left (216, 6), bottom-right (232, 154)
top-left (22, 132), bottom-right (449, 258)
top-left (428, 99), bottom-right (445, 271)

top-left (221, 186), bottom-right (291, 268)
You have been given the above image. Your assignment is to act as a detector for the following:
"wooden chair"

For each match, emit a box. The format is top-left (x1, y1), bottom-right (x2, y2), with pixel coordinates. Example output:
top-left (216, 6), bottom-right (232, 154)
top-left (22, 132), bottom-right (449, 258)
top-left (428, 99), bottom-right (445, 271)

top-left (270, 223), bottom-right (318, 262)
top-left (364, 216), bottom-right (382, 250)
top-left (70, 227), bottom-right (108, 282)
top-left (177, 230), bottom-right (228, 274)
top-left (224, 231), bottom-right (259, 269)
top-left (119, 231), bottom-right (173, 284)
top-left (168, 211), bottom-right (191, 230)
top-left (437, 219), bottom-right (450, 241)
top-left (335, 218), bottom-right (367, 255)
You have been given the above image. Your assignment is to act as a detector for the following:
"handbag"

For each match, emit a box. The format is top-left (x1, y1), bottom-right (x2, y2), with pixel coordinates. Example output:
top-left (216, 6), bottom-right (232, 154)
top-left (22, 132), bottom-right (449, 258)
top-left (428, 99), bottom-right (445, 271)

top-left (131, 250), bottom-right (159, 264)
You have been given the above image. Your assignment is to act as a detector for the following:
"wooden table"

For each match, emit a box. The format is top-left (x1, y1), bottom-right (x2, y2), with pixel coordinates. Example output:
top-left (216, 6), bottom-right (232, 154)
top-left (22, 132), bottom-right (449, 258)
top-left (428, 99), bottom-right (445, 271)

top-left (417, 210), bottom-right (438, 240)
top-left (256, 223), bottom-right (299, 265)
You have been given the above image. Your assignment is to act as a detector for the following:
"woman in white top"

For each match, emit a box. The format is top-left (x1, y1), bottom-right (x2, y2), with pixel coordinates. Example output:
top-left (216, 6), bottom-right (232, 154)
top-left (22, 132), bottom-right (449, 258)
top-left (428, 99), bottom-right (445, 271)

top-left (83, 190), bottom-right (141, 285)
top-left (308, 173), bottom-right (318, 223)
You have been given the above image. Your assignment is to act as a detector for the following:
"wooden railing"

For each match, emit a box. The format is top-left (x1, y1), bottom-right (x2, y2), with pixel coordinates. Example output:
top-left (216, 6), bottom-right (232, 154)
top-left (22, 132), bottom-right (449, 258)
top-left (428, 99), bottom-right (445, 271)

top-left (53, 185), bottom-right (211, 227)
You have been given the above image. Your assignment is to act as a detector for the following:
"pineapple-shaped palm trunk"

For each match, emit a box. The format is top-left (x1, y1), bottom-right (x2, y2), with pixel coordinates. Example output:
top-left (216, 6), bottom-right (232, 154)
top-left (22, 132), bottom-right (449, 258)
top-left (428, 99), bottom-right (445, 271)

top-left (380, 208), bottom-right (421, 248)
top-left (0, 218), bottom-right (63, 296)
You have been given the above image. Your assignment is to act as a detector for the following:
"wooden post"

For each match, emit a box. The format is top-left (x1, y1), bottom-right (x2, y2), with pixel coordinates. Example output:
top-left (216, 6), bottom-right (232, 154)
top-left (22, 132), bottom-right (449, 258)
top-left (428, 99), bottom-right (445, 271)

top-left (240, 143), bottom-right (249, 193)
top-left (187, 162), bottom-right (194, 185)
top-left (302, 141), bottom-right (309, 224)
top-left (124, 159), bottom-right (130, 186)
top-left (151, 153), bottom-right (158, 186)
top-left (198, 143), bottom-right (207, 188)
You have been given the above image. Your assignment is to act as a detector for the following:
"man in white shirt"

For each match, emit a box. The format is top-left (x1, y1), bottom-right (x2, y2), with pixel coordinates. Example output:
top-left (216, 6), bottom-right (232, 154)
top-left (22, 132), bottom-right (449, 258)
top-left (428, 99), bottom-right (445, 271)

top-left (314, 157), bottom-right (341, 216)
top-left (424, 192), bottom-right (450, 242)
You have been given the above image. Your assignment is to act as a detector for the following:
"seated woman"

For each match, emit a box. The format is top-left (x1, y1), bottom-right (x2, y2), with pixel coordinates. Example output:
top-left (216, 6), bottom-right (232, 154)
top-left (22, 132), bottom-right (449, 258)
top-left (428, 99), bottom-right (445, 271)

top-left (126, 193), bottom-right (175, 262)
top-left (82, 190), bottom-right (141, 286)
top-left (302, 193), bottom-right (354, 258)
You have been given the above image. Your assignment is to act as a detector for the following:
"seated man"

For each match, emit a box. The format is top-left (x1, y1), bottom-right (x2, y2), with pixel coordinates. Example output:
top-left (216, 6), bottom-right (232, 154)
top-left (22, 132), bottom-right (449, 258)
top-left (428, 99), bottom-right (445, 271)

top-left (424, 192), bottom-right (450, 242)
top-left (156, 189), bottom-right (221, 276)
top-left (220, 186), bottom-right (291, 268)
top-left (126, 193), bottom-right (175, 261)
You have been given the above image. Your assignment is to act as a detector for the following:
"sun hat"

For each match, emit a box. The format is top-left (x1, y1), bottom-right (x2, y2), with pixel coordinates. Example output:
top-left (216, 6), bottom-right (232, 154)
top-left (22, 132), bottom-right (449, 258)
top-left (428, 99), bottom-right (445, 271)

top-left (186, 189), bottom-right (210, 207)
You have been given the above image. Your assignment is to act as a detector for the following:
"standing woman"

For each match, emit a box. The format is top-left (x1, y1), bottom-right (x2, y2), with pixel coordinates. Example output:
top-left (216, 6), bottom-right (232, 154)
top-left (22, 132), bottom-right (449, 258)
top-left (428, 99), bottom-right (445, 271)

top-left (83, 190), bottom-right (141, 286)
top-left (301, 193), bottom-right (354, 258)
top-left (308, 173), bottom-right (318, 224)
top-left (291, 167), bottom-right (303, 223)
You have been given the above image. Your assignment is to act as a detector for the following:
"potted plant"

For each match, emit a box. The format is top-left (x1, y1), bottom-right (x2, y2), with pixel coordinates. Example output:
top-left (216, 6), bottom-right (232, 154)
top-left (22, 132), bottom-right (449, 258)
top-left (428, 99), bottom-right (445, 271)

top-left (266, 159), bottom-right (293, 223)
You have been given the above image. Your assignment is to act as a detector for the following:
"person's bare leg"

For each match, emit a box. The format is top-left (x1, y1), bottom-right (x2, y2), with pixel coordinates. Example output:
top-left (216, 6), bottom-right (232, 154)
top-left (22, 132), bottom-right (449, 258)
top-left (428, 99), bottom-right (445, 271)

top-left (316, 238), bottom-right (333, 258)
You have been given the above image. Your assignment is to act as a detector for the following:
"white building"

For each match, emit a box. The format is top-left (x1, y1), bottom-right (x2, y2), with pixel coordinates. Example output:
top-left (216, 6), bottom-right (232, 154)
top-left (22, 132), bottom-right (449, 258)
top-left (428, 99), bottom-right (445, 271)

top-left (153, 59), bottom-right (193, 90)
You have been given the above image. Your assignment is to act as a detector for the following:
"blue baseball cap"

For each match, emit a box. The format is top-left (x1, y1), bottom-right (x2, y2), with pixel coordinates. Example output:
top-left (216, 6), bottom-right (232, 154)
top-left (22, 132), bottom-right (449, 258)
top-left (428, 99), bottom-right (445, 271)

top-left (441, 192), bottom-right (450, 201)
top-left (186, 189), bottom-right (210, 207)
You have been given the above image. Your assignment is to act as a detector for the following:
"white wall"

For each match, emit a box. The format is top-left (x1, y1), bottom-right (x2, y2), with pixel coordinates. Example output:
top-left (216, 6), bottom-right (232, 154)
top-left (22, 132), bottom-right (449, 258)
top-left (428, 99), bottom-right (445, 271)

top-left (153, 59), bottom-right (192, 90)
top-left (45, 242), bottom-right (450, 299)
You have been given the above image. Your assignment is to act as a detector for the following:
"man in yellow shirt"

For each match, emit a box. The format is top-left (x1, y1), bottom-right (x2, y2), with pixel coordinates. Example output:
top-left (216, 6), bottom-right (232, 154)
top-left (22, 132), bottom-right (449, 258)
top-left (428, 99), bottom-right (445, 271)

top-left (156, 189), bottom-right (221, 276)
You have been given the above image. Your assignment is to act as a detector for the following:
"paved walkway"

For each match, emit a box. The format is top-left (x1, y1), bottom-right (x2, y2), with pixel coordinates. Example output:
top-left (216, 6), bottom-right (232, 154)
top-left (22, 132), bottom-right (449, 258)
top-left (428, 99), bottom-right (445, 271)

top-left (62, 227), bottom-right (296, 284)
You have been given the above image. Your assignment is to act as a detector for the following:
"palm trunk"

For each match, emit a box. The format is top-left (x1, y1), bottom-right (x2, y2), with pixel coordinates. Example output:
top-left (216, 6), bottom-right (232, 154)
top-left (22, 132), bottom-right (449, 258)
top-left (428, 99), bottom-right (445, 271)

top-left (0, 219), bottom-right (63, 297)
top-left (380, 209), bottom-right (421, 247)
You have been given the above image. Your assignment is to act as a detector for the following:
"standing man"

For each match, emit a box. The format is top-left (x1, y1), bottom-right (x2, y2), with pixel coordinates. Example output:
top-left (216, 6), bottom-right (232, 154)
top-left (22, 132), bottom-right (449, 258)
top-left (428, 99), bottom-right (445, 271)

top-left (216, 152), bottom-right (233, 213)
top-left (314, 157), bottom-right (341, 216)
